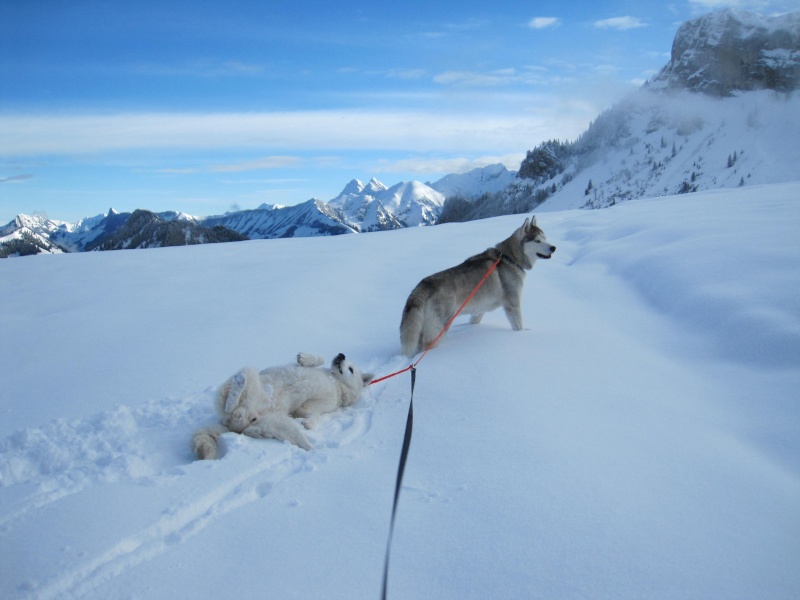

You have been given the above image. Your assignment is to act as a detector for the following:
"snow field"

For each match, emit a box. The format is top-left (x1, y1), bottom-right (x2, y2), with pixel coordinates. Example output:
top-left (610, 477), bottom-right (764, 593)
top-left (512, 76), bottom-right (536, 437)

top-left (1, 183), bottom-right (799, 599)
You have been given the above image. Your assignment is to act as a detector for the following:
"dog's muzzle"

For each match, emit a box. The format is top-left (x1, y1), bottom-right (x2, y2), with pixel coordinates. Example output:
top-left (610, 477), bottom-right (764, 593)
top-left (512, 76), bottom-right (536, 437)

top-left (333, 353), bottom-right (346, 374)
top-left (537, 245), bottom-right (556, 259)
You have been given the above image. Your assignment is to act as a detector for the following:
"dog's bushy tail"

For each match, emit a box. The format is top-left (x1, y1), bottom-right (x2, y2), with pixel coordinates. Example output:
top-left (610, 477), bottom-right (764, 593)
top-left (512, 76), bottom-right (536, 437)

top-left (400, 288), bottom-right (426, 357)
top-left (192, 425), bottom-right (229, 460)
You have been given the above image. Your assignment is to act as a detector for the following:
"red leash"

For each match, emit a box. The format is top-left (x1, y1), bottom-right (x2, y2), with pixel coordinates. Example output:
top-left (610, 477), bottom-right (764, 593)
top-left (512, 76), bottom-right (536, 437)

top-left (370, 254), bottom-right (502, 385)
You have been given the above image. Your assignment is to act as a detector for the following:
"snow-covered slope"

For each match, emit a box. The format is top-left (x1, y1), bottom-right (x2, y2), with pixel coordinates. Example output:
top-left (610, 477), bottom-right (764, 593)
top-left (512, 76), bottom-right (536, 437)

top-left (534, 88), bottom-right (800, 211)
top-left (0, 214), bottom-right (66, 256)
top-left (429, 163), bottom-right (517, 198)
top-left (1, 183), bottom-right (798, 599)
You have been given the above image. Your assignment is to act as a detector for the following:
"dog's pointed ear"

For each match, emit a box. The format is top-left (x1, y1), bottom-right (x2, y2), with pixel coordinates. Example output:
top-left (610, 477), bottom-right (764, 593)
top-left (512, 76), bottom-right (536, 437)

top-left (362, 373), bottom-right (374, 385)
top-left (517, 217), bottom-right (530, 238)
top-left (531, 214), bottom-right (537, 227)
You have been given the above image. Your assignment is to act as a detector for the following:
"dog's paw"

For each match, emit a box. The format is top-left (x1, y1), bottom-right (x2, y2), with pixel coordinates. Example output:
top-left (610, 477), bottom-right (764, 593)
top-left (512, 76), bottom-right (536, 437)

top-left (223, 371), bottom-right (247, 414)
top-left (295, 434), bottom-right (313, 451)
top-left (301, 415), bottom-right (320, 430)
top-left (296, 352), bottom-right (324, 368)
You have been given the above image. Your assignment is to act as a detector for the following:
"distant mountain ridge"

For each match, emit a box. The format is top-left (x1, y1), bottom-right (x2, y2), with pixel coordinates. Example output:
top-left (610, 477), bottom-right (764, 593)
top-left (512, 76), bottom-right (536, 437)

top-left (3, 9), bottom-right (799, 257)
top-left (0, 172), bottom-right (462, 255)
top-left (85, 209), bottom-right (248, 251)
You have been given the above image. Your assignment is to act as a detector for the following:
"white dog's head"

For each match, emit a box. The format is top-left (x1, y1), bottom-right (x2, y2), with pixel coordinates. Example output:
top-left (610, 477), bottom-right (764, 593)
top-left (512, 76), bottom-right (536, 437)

top-left (522, 215), bottom-right (556, 261)
top-left (226, 407), bottom-right (253, 433)
top-left (331, 353), bottom-right (374, 393)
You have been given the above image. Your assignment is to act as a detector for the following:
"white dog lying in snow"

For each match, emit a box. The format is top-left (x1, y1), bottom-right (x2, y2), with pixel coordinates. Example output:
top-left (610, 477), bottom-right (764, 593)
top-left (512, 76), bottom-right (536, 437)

top-left (192, 352), bottom-right (374, 460)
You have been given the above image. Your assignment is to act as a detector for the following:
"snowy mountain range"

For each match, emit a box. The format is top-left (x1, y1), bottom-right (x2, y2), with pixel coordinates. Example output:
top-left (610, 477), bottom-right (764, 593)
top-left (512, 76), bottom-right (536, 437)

top-left (0, 172), bottom-right (461, 255)
top-left (441, 8), bottom-right (800, 222)
top-left (2, 8), bottom-right (798, 257)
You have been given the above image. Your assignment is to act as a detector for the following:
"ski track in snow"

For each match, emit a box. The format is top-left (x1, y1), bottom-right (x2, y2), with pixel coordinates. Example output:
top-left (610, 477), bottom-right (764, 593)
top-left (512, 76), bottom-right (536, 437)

top-left (0, 354), bottom-right (407, 599)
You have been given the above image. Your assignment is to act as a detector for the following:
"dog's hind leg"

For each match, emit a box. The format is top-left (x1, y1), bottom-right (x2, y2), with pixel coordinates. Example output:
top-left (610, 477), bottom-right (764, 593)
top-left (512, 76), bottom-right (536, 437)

top-left (469, 313), bottom-right (484, 324)
top-left (192, 425), bottom-right (229, 460)
top-left (244, 413), bottom-right (313, 450)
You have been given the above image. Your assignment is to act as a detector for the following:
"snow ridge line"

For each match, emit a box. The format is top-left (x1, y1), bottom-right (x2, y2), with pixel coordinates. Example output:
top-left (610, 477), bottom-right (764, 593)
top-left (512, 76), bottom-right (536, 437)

top-left (29, 454), bottom-right (295, 600)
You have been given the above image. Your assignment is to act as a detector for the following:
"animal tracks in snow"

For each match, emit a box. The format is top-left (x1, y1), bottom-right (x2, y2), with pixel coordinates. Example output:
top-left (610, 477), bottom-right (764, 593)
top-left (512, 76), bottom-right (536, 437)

top-left (0, 359), bottom-right (405, 599)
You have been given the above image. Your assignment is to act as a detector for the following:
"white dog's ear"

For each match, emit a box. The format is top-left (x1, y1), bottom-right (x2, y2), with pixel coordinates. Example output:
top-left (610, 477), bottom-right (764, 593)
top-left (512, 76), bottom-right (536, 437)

top-left (531, 214), bottom-right (537, 227)
top-left (362, 373), bottom-right (374, 385)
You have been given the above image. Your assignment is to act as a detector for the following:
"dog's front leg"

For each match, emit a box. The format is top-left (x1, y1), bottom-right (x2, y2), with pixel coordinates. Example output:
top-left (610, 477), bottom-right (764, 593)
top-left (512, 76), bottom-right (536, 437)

top-left (222, 371), bottom-right (248, 414)
top-left (296, 352), bottom-right (325, 368)
top-left (503, 302), bottom-right (524, 331)
top-left (244, 413), bottom-right (313, 450)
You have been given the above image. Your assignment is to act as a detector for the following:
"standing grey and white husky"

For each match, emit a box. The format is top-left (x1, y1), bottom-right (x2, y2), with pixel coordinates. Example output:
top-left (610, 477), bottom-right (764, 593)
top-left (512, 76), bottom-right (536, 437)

top-left (400, 215), bottom-right (556, 356)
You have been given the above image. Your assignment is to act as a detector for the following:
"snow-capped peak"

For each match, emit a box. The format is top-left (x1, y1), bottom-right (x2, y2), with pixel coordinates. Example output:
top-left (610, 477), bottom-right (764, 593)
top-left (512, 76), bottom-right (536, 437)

top-left (339, 179), bottom-right (366, 197)
top-left (364, 178), bottom-right (387, 193)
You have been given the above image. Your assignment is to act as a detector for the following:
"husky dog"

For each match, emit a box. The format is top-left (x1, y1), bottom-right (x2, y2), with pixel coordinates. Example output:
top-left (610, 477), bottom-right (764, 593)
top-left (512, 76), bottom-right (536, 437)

top-left (192, 352), bottom-right (374, 460)
top-left (400, 215), bottom-right (555, 356)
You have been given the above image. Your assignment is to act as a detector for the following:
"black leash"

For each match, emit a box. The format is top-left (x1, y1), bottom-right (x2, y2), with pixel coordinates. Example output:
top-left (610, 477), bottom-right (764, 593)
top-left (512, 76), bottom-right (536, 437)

top-left (377, 257), bottom-right (500, 598)
top-left (381, 366), bottom-right (415, 600)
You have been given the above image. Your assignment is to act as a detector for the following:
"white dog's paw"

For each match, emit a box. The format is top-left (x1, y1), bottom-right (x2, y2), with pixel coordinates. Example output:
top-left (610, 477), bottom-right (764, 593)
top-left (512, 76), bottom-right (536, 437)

top-left (296, 352), bottom-right (324, 368)
top-left (301, 415), bottom-right (320, 430)
top-left (223, 371), bottom-right (247, 414)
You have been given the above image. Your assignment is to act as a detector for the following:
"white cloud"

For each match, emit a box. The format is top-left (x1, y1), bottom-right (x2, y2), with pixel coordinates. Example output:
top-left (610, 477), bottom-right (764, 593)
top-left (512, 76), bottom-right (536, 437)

top-left (434, 67), bottom-right (553, 87)
top-left (372, 154), bottom-right (525, 175)
top-left (154, 168), bottom-right (201, 174)
top-left (385, 68), bottom-right (427, 80)
top-left (594, 16), bottom-right (647, 30)
top-left (210, 156), bottom-right (302, 173)
top-left (434, 70), bottom-right (506, 86)
top-left (1, 82), bottom-right (629, 167)
top-left (528, 17), bottom-right (562, 29)
top-left (594, 64), bottom-right (620, 76)
top-left (134, 59), bottom-right (265, 78)
top-left (0, 174), bottom-right (35, 183)
top-left (0, 110), bottom-right (581, 157)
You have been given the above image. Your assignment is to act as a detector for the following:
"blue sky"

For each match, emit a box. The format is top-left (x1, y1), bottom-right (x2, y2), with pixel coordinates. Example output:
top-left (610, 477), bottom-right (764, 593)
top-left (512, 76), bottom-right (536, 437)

top-left (2, 0), bottom-right (798, 223)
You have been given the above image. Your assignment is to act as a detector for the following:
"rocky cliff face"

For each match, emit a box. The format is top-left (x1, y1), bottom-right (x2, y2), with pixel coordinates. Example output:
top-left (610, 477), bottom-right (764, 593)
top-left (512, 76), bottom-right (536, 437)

top-left (652, 9), bottom-right (800, 96)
